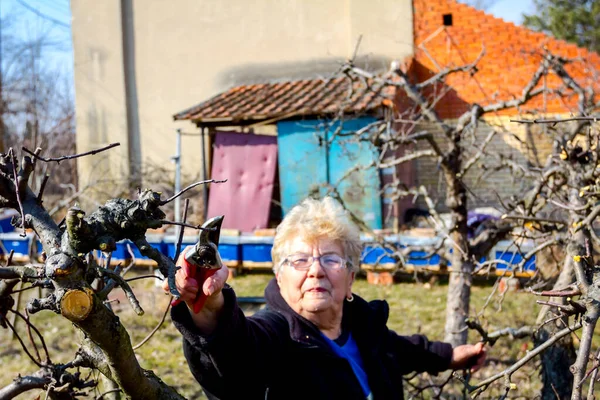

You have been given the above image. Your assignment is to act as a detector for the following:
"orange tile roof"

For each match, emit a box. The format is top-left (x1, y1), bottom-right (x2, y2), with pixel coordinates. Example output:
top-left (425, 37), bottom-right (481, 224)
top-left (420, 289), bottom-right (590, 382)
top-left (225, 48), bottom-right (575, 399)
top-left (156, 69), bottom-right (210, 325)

top-left (413, 0), bottom-right (600, 118)
top-left (174, 77), bottom-right (394, 125)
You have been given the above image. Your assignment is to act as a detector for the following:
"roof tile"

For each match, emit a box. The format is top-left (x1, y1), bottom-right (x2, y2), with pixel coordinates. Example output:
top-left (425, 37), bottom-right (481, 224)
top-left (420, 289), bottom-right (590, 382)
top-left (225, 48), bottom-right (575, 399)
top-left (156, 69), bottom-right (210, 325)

top-left (413, 0), bottom-right (600, 118)
top-left (174, 76), bottom-right (390, 124)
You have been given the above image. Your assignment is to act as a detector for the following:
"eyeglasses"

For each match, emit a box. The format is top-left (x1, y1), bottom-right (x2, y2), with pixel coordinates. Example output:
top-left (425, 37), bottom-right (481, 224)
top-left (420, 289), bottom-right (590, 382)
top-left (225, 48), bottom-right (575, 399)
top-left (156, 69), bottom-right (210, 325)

top-left (282, 253), bottom-right (348, 271)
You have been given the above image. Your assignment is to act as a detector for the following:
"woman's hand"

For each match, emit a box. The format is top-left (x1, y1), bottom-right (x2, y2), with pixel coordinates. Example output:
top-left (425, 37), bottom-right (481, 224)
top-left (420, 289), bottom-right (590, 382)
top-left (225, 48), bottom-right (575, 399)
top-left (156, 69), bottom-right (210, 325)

top-left (449, 342), bottom-right (486, 372)
top-left (163, 245), bottom-right (230, 313)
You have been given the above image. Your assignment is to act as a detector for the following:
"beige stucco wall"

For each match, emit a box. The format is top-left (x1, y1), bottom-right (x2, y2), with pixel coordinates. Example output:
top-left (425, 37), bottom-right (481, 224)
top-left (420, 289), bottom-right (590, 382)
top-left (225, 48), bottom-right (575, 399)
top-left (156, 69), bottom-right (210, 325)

top-left (71, 0), bottom-right (414, 202)
top-left (71, 0), bottom-right (132, 194)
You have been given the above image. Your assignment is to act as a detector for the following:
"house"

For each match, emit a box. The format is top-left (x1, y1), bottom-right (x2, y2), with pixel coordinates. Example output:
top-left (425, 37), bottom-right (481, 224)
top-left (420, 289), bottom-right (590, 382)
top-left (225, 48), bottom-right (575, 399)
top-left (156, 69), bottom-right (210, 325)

top-left (71, 0), bottom-right (412, 196)
top-left (71, 0), bottom-right (600, 232)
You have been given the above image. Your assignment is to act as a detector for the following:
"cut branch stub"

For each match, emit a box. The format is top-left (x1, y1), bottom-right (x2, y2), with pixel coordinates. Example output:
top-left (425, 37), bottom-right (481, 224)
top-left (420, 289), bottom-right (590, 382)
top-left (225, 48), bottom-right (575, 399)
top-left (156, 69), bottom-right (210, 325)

top-left (61, 288), bottom-right (94, 322)
top-left (66, 206), bottom-right (95, 253)
top-left (58, 190), bottom-right (182, 300)
top-left (45, 253), bottom-right (82, 280)
top-left (67, 190), bottom-right (166, 256)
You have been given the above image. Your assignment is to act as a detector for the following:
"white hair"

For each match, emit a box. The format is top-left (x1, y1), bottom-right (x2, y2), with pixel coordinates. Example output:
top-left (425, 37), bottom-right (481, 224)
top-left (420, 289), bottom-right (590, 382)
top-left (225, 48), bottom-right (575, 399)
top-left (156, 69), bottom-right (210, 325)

top-left (271, 197), bottom-right (361, 273)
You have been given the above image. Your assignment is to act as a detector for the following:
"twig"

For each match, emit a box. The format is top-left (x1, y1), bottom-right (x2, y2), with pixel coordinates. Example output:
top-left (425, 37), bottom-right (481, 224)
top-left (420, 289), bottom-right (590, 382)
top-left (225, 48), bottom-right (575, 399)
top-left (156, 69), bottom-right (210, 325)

top-left (416, 47), bottom-right (485, 89)
top-left (37, 174), bottom-right (49, 202)
top-left (96, 388), bottom-right (123, 400)
top-left (351, 34), bottom-right (362, 61)
top-left (0, 265), bottom-right (41, 280)
top-left (5, 250), bottom-right (14, 267)
top-left (125, 274), bottom-right (163, 282)
top-left (511, 238), bottom-right (560, 273)
top-left (97, 267), bottom-right (144, 315)
top-left (466, 318), bottom-right (534, 346)
top-left (343, 64), bottom-right (454, 137)
top-left (160, 220), bottom-right (215, 231)
top-left (24, 309), bottom-right (42, 363)
top-left (3, 317), bottom-right (44, 368)
top-left (407, 131), bottom-right (444, 157)
top-left (500, 214), bottom-right (567, 225)
top-left (10, 308), bottom-right (52, 364)
top-left (481, 59), bottom-right (548, 113)
top-left (586, 349), bottom-right (600, 400)
top-left (535, 300), bottom-right (585, 315)
top-left (379, 150), bottom-right (438, 168)
top-left (125, 243), bottom-right (137, 270)
top-left (537, 313), bottom-right (568, 333)
top-left (132, 298), bottom-right (171, 350)
top-left (174, 199), bottom-right (190, 262)
top-left (575, 203), bottom-right (600, 233)
top-left (105, 251), bottom-right (113, 270)
top-left (511, 117), bottom-right (600, 124)
top-left (160, 179), bottom-right (227, 205)
top-left (8, 149), bottom-right (26, 234)
top-left (549, 198), bottom-right (592, 211)
top-left (22, 142), bottom-right (120, 163)
top-left (536, 289), bottom-right (582, 297)
top-left (97, 264), bottom-right (122, 300)
top-left (10, 284), bottom-right (37, 294)
top-left (469, 322), bottom-right (582, 395)
top-left (0, 372), bottom-right (52, 399)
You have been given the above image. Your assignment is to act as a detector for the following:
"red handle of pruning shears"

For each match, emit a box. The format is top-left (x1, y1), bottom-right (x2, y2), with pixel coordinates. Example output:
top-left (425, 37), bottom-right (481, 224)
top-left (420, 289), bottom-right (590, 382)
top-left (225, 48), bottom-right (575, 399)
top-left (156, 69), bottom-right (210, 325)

top-left (171, 257), bottom-right (218, 313)
top-left (171, 215), bottom-right (224, 313)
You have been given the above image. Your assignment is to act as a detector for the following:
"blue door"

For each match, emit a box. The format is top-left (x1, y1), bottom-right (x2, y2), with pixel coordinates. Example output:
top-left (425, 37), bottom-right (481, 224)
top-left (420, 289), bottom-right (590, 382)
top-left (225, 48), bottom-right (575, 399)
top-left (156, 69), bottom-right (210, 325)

top-left (277, 117), bottom-right (382, 229)
top-left (277, 120), bottom-right (328, 212)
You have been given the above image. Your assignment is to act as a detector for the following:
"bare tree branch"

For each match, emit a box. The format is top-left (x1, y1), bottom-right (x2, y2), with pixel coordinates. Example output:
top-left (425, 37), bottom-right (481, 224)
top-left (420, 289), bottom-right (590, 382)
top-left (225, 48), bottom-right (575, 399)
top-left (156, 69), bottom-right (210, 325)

top-left (511, 116), bottom-right (600, 124)
top-left (160, 179), bottom-right (227, 205)
top-left (132, 298), bottom-right (172, 351)
top-left (470, 322), bottom-right (582, 395)
top-left (379, 150), bottom-right (437, 168)
top-left (22, 142), bottom-right (120, 163)
top-left (416, 47), bottom-right (486, 89)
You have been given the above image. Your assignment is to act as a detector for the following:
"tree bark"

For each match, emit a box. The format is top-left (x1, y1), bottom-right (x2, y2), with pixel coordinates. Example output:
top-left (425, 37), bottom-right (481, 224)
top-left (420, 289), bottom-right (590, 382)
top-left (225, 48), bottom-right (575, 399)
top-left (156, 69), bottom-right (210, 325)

top-left (444, 168), bottom-right (472, 346)
top-left (534, 257), bottom-right (576, 400)
top-left (0, 154), bottom-right (185, 399)
top-left (0, 374), bottom-right (50, 399)
top-left (100, 375), bottom-right (122, 400)
top-left (66, 281), bottom-right (184, 400)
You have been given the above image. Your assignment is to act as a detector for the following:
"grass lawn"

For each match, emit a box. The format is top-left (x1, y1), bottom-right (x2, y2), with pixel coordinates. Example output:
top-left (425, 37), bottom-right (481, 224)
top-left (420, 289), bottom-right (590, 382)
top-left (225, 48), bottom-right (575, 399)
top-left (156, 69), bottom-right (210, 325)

top-left (0, 270), bottom-right (567, 399)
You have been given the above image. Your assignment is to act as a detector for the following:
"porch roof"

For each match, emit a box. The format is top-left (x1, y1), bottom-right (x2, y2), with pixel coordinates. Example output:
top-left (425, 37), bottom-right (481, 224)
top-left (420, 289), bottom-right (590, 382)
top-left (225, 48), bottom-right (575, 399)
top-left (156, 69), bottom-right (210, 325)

top-left (173, 76), bottom-right (394, 127)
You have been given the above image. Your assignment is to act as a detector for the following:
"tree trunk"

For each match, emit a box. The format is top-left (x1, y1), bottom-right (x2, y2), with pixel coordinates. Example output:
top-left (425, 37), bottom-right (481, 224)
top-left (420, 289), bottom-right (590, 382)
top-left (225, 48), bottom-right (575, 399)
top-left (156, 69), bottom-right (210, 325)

top-left (444, 171), bottom-right (472, 346)
top-left (567, 227), bottom-right (597, 400)
top-left (534, 257), bottom-right (576, 400)
top-left (444, 237), bottom-right (473, 346)
top-left (72, 293), bottom-right (185, 400)
top-left (100, 375), bottom-right (122, 400)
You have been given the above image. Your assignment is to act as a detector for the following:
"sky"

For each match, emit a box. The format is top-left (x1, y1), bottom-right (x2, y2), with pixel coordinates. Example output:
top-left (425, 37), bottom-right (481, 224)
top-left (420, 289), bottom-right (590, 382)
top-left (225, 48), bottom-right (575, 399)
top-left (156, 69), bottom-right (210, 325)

top-left (0, 0), bottom-right (72, 67)
top-left (0, 0), bottom-right (536, 94)
top-left (485, 0), bottom-right (536, 24)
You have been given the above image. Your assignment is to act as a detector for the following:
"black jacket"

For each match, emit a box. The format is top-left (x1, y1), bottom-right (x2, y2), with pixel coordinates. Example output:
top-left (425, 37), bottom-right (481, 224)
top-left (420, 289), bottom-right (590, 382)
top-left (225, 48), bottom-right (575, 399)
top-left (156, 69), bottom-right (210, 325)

top-left (172, 278), bottom-right (453, 399)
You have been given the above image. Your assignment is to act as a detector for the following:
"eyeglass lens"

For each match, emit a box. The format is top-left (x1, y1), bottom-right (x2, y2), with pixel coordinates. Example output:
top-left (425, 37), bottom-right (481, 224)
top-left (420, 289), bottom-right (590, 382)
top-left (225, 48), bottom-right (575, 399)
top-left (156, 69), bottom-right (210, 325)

top-left (287, 254), bottom-right (345, 270)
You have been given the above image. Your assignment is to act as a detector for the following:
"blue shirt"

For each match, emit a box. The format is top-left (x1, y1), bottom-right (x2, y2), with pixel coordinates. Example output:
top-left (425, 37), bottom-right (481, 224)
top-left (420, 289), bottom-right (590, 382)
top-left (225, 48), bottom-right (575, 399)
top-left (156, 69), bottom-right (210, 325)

top-left (323, 331), bottom-right (372, 399)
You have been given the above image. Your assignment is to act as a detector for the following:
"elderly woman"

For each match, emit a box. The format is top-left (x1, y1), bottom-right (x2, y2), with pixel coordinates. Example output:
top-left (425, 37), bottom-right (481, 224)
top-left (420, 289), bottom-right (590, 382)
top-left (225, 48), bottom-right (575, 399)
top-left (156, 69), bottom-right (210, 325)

top-left (166, 197), bottom-right (485, 400)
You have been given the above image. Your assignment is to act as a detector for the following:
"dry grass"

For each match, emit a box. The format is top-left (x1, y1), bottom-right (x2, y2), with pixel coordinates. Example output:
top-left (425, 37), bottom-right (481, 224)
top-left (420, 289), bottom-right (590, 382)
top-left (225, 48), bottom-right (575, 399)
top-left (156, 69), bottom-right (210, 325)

top-left (0, 271), bottom-right (578, 399)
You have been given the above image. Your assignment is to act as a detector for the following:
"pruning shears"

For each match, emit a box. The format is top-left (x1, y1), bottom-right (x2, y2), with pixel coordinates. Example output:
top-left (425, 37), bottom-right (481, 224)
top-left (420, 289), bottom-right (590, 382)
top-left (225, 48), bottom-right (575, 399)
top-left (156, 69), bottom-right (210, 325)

top-left (172, 215), bottom-right (224, 313)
